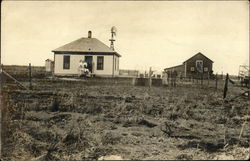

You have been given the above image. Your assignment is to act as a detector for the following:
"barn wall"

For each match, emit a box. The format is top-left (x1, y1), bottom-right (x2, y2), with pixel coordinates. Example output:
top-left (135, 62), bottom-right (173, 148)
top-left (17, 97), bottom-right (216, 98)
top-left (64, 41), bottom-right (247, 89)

top-left (165, 65), bottom-right (184, 73)
top-left (54, 54), bottom-right (118, 76)
top-left (185, 54), bottom-right (213, 78)
top-left (164, 65), bottom-right (185, 78)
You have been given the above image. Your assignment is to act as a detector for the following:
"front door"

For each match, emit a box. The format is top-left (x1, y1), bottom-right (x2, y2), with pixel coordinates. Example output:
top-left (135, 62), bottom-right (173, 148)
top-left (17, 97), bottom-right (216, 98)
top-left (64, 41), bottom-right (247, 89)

top-left (85, 56), bottom-right (93, 73)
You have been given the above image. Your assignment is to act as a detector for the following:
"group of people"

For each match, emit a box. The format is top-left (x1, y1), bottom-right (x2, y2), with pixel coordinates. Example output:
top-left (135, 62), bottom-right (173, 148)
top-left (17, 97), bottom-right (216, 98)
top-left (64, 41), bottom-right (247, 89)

top-left (78, 59), bottom-right (90, 77)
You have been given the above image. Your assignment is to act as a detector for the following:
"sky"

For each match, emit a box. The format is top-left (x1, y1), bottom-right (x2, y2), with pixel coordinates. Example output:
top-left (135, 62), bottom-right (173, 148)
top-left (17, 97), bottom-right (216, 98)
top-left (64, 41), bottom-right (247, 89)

top-left (1, 1), bottom-right (249, 75)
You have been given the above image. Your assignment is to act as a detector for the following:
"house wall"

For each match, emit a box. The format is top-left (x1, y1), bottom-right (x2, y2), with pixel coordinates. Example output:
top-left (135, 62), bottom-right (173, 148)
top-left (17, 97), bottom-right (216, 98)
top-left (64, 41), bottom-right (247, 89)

top-left (54, 54), bottom-right (119, 76)
top-left (185, 54), bottom-right (213, 78)
top-left (113, 55), bottom-right (120, 76)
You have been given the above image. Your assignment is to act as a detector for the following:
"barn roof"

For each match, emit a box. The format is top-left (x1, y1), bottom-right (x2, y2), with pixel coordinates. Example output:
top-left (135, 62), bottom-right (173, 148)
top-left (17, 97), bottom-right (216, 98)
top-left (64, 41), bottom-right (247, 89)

top-left (183, 52), bottom-right (213, 63)
top-left (164, 64), bottom-right (184, 71)
top-left (164, 52), bottom-right (213, 71)
top-left (52, 37), bottom-right (121, 57)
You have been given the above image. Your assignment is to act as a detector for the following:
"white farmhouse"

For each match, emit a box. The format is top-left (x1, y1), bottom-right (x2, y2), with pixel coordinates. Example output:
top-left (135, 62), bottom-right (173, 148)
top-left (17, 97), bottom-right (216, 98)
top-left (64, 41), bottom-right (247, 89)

top-left (52, 31), bottom-right (121, 77)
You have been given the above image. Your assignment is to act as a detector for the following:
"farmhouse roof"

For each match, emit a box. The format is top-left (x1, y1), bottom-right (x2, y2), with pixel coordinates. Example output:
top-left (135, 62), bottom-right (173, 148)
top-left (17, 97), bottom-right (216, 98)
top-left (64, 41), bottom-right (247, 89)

top-left (183, 52), bottom-right (213, 63)
top-left (52, 37), bottom-right (121, 57)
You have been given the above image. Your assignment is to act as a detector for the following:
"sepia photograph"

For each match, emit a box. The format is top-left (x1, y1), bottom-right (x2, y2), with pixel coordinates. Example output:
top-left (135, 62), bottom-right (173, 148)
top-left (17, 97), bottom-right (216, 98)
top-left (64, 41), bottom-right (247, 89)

top-left (1, 1), bottom-right (250, 160)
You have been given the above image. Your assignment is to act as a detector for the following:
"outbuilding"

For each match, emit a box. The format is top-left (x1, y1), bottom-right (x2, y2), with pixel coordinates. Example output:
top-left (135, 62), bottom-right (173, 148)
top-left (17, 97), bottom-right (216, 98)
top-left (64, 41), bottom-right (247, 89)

top-left (164, 52), bottom-right (214, 79)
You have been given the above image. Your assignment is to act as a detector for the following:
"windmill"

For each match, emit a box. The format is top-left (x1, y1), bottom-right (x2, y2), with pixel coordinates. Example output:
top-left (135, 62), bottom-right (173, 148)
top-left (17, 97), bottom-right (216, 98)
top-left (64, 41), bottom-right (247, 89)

top-left (109, 26), bottom-right (117, 50)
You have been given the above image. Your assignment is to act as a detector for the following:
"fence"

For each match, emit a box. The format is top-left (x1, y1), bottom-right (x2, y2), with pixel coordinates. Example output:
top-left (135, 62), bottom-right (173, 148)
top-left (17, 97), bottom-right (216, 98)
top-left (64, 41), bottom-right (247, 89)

top-left (132, 74), bottom-right (244, 91)
top-left (1, 65), bottom-right (45, 79)
top-left (119, 69), bottom-right (139, 77)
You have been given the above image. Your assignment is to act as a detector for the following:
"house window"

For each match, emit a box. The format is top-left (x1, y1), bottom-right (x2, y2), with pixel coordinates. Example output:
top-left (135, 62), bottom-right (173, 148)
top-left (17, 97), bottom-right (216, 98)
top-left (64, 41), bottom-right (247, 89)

top-left (97, 56), bottom-right (104, 70)
top-left (191, 67), bottom-right (195, 71)
top-left (63, 55), bottom-right (70, 69)
top-left (204, 67), bottom-right (208, 72)
top-left (196, 60), bottom-right (203, 72)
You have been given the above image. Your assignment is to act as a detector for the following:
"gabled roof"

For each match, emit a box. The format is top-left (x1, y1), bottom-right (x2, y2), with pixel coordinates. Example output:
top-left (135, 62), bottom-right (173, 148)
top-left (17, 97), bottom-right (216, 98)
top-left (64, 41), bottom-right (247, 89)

top-left (183, 52), bottom-right (213, 63)
top-left (52, 37), bottom-right (121, 57)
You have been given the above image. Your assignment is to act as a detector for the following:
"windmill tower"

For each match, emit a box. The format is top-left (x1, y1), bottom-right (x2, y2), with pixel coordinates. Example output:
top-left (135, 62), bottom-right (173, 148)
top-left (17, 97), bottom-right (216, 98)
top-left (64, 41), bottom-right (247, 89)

top-left (109, 26), bottom-right (117, 51)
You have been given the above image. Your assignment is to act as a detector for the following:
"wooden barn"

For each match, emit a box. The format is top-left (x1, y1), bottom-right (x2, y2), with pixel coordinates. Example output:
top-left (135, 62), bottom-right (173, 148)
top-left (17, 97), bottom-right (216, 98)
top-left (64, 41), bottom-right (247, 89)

top-left (52, 31), bottom-right (121, 77)
top-left (164, 52), bottom-right (214, 79)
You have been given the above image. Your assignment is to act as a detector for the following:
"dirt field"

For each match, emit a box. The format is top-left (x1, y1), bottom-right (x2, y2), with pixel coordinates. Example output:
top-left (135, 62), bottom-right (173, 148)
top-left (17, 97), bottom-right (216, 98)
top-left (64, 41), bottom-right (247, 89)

top-left (1, 77), bottom-right (250, 160)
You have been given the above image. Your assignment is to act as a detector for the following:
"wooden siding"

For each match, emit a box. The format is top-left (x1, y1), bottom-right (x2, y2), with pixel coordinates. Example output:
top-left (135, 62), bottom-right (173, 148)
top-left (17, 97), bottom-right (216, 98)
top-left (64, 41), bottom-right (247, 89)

top-left (164, 65), bottom-right (185, 78)
top-left (54, 53), bottom-right (120, 76)
top-left (185, 53), bottom-right (213, 78)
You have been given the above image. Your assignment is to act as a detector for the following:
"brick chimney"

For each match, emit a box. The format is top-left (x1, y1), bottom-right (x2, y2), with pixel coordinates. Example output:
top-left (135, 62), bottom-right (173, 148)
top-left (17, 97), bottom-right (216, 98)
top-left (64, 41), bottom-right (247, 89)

top-left (88, 31), bottom-right (92, 38)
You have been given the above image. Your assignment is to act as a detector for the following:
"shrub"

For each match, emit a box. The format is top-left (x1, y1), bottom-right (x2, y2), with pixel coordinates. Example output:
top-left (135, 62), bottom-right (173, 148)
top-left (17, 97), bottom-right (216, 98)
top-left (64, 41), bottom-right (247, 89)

top-left (51, 98), bottom-right (59, 112)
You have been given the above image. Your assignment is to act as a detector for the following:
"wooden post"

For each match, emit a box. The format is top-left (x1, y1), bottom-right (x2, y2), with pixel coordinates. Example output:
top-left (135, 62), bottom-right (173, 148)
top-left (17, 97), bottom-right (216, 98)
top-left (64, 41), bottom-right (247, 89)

top-left (2, 70), bottom-right (28, 90)
top-left (207, 71), bottom-right (210, 86)
top-left (248, 51), bottom-right (250, 99)
top-left (215, 73), bottom-right (218, 90)
top-left (0, 64), bottom-right (2, 157)
top-left (29, 63), bottom-right (32, 90)
top-left (239, 121), bottom-right (246, 140)
top-left (149, 67), bottom-right (152, 88)
top-left (132, 77), bottom-right (136, 86)
top-left (201, 73), bottom-right (203, 86)
top-left (196, 73), bottom-right (198, 84)
top-left (223, 73), bottom-right (229, 99)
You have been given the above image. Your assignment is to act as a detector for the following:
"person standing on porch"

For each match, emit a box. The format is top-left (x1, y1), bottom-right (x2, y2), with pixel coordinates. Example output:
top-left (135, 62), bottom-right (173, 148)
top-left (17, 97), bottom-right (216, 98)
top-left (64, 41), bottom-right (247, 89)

top-left (78, 60), bottom-right (84, 77)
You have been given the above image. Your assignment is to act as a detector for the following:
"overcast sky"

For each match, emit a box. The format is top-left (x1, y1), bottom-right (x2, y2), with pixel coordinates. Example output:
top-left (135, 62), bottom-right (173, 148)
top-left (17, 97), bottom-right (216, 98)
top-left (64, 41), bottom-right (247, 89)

top-left (1, 1), bottom-right (249, 75)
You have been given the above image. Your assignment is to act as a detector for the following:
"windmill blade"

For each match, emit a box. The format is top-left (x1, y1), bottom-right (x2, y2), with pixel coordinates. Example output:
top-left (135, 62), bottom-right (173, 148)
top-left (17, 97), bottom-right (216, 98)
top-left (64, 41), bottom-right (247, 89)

top-left (111, 26), bottom-right (117, 35)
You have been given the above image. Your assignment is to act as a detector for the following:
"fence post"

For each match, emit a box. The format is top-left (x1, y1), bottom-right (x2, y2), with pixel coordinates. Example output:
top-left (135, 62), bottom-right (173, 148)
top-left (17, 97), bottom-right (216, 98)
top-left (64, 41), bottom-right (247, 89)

top-left (215, 74), bottom-right (218, 90)
top-left (223, 73), bottom-right (229, 99)
top-left (132, 77), bottom-right (136, 86)
top-left (149, 67), bottom-right (152, 88)
top-left (207, 72), bottom-right (210, 86)
top-left (248, 51), bottom-right (250, 99)
top-left (201, 74), bottom-right (203, 86)
top-left (29, 63), bottom-right (32, 90)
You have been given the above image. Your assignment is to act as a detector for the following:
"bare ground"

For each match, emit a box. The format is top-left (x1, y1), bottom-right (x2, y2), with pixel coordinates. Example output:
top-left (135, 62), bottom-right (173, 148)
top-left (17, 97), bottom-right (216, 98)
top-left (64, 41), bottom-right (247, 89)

top-left (1, 78), bottom-right (250, 160)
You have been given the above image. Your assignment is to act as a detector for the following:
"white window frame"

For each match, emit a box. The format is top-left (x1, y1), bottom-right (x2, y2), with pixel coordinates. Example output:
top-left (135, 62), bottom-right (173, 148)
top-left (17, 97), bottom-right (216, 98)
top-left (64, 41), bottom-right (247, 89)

top-left (196, 60), bottom-right (203, 71)
top-left (196, 60), bottom-right (203, 68)
top-left (63, 55), bottom-right (70, 70)
top-left (97, 56), bottom-right (104, 70)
